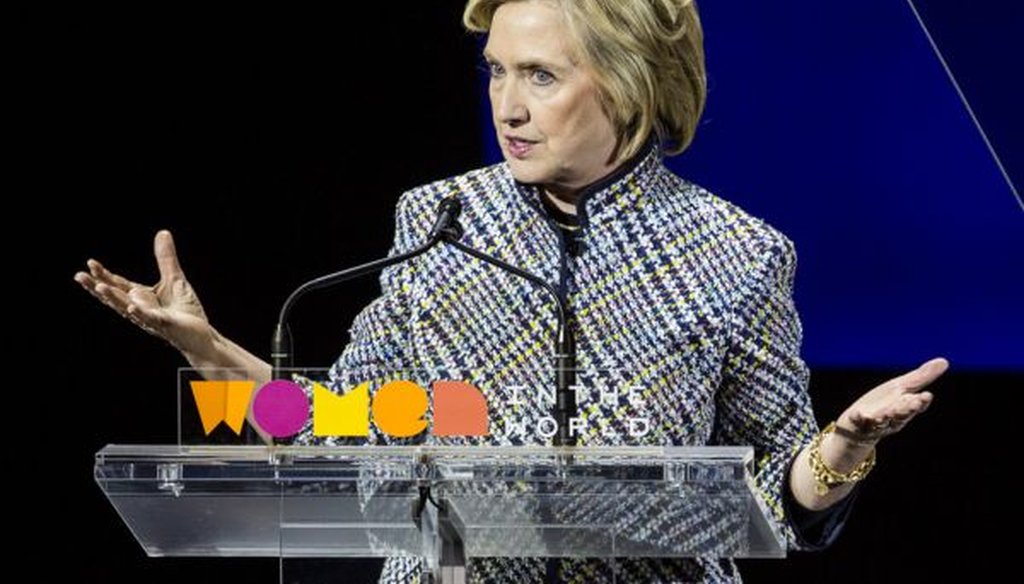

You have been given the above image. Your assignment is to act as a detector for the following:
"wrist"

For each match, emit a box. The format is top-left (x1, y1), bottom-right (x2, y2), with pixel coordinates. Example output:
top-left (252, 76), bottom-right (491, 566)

top-left (820, 431), bottom-right (875, 473)
top-left (808, 422), bottom-right (877, 496)
top-left (182, 327), bottom-right (226, 371)
top-left (185, 327), bottom-right (272, 386)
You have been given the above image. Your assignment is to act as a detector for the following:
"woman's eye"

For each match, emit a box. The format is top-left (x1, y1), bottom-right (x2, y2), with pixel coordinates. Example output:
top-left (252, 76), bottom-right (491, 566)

top-left (486, 62), bottom-right (505, 77)
top-left (531, 69), bottom-right (555, 85)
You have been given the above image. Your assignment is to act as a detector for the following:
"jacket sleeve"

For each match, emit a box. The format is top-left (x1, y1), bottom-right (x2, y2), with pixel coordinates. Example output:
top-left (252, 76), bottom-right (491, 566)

top-left (711, 234), bottom-right (856, 551)
top-left (291, 189), bottom-right (424, 446)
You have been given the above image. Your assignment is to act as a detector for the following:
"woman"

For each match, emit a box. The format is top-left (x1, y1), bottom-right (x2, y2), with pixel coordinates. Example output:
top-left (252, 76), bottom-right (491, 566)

top-left (75, 0), bottom-right (947, 582)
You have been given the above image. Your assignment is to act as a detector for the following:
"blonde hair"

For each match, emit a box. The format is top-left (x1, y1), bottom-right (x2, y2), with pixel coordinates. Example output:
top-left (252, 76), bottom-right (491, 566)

top-left (464, 0), bottom-right (707, 160)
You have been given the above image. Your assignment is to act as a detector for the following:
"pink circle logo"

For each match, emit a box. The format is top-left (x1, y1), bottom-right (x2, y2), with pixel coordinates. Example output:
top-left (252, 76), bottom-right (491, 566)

top-left (251, 380), bottom-right (309, 437)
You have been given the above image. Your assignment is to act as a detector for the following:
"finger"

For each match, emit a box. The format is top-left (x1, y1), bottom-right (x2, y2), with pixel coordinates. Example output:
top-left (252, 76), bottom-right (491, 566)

top-left (904, 390), bottom-right (933, 411)
top-left (880, 392), bottom-right (933, 419)
top-left (903, 358), bottom-right (949, 392)
top-left (843, 412), bottom-right (892, 441)
top-left (74, 271), bottom-right (95, 291)
top-left (125, 297), bottom-right (168, 335)
top-left (883, 357), bottom-right (949, 395)
top-left (897, 392), bottom-right (933, 418)
top-left (94, 282), bottom-right (133, 315)
top-left (127, 284), bottom-right (161, 310)
top-left (917, 391), bottom-right (934, 412)
top-left (869, 392), bottom-right (935, 428)
top-left (154, 230), bottom-right (186, 282)
top-left (77, 273), bottom-right (126, 313)
top-left (87, 259), bottom-right (140, 292)
top-left (80, 274), bottom-right (169, 339)
top-left (76, 272), bottom-right (108, 303)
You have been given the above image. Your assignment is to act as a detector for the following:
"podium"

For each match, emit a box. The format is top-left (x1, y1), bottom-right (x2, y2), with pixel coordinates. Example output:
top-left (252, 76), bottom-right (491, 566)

top-left (95, 443), bottom-right (786, 583)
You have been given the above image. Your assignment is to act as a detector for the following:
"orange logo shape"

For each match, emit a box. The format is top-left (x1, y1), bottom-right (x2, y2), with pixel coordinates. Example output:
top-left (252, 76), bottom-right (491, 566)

top-left (189, 380), bottom-right (256, 435)
top-left (372, 380), bottom-right (429, 438)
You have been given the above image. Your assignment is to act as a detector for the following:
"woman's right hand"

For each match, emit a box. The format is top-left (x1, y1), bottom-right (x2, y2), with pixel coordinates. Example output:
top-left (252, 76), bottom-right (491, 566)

top-left (74, 230), bottom-right (215, 359)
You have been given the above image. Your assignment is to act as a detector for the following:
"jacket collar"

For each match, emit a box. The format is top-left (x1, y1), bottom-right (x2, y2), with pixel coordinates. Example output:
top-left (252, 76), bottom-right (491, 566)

top-left (510, 137), bottom-right (663, 232)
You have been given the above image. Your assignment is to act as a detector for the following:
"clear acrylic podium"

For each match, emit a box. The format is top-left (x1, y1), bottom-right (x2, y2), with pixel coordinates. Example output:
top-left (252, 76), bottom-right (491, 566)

top-left (95, 443), bottom-right (786, 583)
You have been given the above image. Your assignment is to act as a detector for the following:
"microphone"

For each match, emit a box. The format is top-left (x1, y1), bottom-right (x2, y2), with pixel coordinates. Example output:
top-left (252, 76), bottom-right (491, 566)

top-left (429, 196), bottom-right (464, 242)
top-left (255, 197), bottom-right (464, 443)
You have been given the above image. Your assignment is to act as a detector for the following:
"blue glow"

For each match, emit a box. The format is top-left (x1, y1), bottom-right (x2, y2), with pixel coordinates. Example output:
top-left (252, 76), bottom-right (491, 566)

top-left (477, 2), bottom-right (1022, 369)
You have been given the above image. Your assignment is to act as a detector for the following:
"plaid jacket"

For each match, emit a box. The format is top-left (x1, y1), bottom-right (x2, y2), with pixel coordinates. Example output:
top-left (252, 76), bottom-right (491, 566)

top-left (308, 144), bottom-right (850, 583)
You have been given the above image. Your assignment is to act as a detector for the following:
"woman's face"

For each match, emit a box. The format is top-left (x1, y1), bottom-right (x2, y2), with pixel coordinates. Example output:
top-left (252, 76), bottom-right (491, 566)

top-left (484, 1), bottom-right (620, 199)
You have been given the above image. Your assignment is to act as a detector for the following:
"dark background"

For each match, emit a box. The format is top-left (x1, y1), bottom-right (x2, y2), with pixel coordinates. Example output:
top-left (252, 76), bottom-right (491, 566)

top-left (21, 1), bottom-right (1018, 582)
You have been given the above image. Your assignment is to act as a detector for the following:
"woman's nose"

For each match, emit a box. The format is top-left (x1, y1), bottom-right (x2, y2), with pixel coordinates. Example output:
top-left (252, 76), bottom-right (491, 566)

top-left (494, 81), bottom-right (529, 126)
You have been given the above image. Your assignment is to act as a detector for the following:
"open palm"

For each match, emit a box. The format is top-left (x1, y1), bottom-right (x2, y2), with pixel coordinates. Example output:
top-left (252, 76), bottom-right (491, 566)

top-left (74, 230), bottom-right (213, 357)
top-left (836, 357), bottom-right (948, 444)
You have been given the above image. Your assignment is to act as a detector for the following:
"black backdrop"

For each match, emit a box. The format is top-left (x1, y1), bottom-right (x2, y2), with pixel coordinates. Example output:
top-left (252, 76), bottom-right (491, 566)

top-left (22, 3), bottom-right (1013, 582)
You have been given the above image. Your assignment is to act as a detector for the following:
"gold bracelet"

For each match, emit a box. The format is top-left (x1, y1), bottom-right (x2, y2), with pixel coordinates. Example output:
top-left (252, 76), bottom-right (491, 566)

top-left (808, 421), bottom-right (876, 495)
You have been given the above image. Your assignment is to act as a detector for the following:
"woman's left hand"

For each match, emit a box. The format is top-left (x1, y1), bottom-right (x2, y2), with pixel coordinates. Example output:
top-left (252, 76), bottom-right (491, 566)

top-left (834, 357), bottom-right (949, 445)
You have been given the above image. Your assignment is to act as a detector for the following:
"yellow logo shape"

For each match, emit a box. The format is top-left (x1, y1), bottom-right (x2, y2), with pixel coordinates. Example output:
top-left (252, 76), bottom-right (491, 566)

top-left (313, 381), bottom-right (370, 436)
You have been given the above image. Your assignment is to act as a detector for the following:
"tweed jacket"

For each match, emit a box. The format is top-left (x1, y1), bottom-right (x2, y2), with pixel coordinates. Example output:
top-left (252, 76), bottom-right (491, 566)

top-left (305, 144), bottom-right (850, 582)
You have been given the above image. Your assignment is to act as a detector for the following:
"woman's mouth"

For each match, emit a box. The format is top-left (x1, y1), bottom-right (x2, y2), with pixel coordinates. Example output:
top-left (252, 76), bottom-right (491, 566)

top-left (506, 137), bottom-right (537, 158)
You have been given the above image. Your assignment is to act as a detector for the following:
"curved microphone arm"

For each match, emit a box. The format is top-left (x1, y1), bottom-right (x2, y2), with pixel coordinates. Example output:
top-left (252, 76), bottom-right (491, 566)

top-left (442, 238), bottom-right (577, 447)
top-left (271, 200), bottom-right (463, 381)
top-left (270, 195), bottom-right (577, 447)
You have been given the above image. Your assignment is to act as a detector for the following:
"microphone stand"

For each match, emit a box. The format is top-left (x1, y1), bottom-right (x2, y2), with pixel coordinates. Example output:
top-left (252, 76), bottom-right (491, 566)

top-left (441, 238), bottom-right (577, 447)
top-left (251, 200), bottom-right (462, 445)
top-left (263, 196), bottom-right (577, 447)
top-left (270, 202), bottom-right (464, 382)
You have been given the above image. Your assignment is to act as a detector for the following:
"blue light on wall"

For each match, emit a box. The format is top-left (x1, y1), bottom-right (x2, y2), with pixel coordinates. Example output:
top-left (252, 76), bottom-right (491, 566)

top-left (477, 1), bottom-right (1022, 370)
